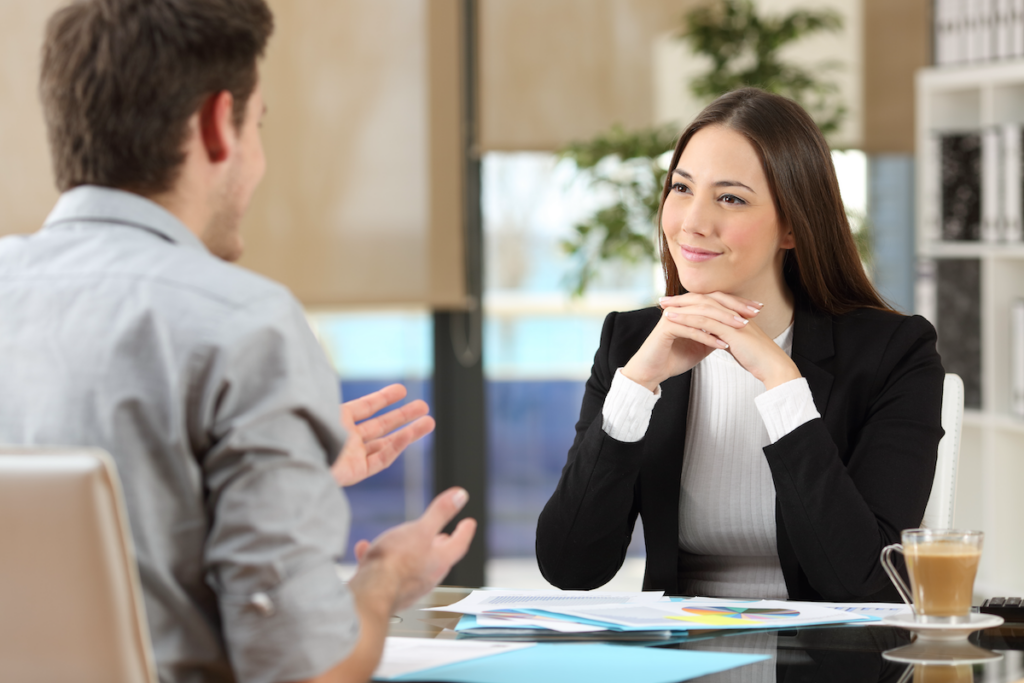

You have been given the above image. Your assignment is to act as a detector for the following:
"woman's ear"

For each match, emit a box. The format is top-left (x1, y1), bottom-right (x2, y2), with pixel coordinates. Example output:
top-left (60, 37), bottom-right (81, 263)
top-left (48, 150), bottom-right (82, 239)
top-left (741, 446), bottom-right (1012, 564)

top-left (779, 227), bottom-right (796, 250)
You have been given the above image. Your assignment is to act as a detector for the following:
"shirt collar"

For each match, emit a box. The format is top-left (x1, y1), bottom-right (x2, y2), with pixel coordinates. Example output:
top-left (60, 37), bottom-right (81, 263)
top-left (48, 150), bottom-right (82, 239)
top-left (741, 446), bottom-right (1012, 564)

top-left (42, 185), bottom-right (210, 254)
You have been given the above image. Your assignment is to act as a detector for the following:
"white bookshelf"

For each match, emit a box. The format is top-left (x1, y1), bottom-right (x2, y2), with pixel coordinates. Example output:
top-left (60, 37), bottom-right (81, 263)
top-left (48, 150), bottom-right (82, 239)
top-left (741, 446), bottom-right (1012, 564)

top-left (917, 60), bottom-right (1024, 597)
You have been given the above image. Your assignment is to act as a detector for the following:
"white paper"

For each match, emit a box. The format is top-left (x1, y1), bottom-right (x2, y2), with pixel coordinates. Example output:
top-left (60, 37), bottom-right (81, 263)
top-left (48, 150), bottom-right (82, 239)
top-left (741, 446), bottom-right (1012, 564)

top-left (373, 637), bottom-right (534, 680)
top-left (816, 602), bottom-right (914, 617)
top-left (473, 613), bottom-right (608, 633)
top-left (425, 589), bottom-right (667, 615)
top-left (525, 599), bottom-right (874, 631)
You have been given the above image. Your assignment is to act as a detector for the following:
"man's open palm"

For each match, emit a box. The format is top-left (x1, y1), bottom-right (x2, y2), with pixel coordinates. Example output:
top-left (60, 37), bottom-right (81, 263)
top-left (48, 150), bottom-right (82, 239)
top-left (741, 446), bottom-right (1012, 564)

top-left (331, 384), bottom-right (435, 487)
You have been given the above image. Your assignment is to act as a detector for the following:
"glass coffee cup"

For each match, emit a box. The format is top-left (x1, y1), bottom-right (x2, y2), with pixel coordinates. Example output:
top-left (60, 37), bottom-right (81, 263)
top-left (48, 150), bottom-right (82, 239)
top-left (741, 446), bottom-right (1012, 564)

top-left (881, 529), bottom-right (983, 624)
top-left (909, 663), bottom-right (974, 683)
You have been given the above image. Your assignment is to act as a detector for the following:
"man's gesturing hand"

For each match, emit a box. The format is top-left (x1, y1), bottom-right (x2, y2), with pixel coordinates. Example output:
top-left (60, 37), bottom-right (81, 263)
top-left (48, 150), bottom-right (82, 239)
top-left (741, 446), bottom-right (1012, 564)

top-left (352, 487), bottom-right (477, 612)
top-left (298, 489), bottom-right (475, 683)
top-left (332, 383), bottom-right (435, 487)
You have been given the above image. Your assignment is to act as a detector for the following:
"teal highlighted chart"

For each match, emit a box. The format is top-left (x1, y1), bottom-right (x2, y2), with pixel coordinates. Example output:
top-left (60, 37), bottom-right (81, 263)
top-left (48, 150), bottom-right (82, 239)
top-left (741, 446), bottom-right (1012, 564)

top-left (381, 642), bottom-right (769, 683)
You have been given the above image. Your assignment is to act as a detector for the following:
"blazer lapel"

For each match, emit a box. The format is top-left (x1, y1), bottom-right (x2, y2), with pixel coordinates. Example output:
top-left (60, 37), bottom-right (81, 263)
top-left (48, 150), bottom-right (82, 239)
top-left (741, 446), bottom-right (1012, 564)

top-left (791, 296), bottom-right (835, 415)
top-left (639, 369), bottom-right (691, 592)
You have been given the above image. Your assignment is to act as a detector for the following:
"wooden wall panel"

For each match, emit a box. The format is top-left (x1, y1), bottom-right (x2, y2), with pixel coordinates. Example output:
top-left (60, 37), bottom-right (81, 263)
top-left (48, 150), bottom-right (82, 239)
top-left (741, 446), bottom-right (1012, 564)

top-left (0, 1), bottom-right (63, 238)
top-left (240, 0), bottom-right (467, 307)
top-left (479, 0), bottom-right (694, 151)
top-left (862, 0), bottom-right (931, 154)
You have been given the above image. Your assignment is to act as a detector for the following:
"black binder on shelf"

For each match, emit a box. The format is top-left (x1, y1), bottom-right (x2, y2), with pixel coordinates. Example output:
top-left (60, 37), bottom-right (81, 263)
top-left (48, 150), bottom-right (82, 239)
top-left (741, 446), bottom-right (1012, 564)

top-left (935, 259), bottom-right (982, 409)
top-left (940, 133), bottom-right (982, 241)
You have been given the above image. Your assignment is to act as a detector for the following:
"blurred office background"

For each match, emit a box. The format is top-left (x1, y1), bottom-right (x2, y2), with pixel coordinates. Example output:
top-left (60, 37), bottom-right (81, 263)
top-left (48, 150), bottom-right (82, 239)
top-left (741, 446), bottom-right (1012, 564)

top-left (0, 0), bottom-right (961, 590)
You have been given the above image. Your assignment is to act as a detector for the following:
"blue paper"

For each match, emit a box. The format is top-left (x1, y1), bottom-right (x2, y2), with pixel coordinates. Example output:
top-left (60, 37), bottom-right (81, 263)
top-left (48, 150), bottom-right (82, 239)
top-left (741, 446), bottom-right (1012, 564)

top-left (454, 615), bottom-right (479, 631)
top-left (384, 642), bottom-right (769, 683)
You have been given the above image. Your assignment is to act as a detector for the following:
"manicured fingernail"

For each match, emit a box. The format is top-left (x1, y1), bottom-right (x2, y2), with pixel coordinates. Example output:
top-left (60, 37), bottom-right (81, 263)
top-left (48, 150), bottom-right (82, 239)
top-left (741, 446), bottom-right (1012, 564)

top-left (658, 297), bottom-right (669, 303)
top-left (453, 488), bottom-right (468, 509)
top-left (665, 309), bottom-right (677, 320)
top-left (733, 316), bottom-right (748, 325)
top-left (754, 301), bottom-right (764, 308)
top-left (717, 340), bottom-right (729, 348)
top-left (747, 306), bottom-right (761, 314)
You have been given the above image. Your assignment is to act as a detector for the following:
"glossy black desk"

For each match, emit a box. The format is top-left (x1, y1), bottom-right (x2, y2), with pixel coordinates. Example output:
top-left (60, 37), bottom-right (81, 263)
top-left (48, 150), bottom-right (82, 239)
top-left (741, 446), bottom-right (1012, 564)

top-left (390, 587), bottom-right (1024, 683)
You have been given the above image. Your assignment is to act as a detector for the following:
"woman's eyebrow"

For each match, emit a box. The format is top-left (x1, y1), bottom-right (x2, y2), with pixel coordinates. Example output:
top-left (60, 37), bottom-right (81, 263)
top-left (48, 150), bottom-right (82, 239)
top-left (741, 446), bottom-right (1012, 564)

top-left (672, 168), bottom-right (756, 194)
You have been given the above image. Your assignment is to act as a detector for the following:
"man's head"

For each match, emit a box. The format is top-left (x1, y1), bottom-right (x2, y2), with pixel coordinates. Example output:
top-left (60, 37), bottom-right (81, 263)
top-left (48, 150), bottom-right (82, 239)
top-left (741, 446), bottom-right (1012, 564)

top-left (40, 0), bottom-right (274, 260)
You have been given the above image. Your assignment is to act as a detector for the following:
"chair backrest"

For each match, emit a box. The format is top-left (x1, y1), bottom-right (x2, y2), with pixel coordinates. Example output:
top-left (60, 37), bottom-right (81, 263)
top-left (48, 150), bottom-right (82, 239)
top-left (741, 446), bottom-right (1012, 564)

top-left (0, 447), bottom-right (157, 683)
top-left (922, 373), bottom-right (964, 529)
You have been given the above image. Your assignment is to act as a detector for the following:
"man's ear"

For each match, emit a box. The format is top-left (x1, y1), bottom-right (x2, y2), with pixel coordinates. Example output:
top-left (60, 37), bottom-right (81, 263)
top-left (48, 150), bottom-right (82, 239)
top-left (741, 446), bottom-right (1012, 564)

top-left (198, 91), bottom-right (236, 163)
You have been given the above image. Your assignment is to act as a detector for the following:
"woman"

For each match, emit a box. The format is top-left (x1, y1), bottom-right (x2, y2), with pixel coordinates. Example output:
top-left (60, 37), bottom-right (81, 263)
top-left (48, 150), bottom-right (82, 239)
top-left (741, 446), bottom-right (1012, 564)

top-left (535, 88), bottom-right (944, 602)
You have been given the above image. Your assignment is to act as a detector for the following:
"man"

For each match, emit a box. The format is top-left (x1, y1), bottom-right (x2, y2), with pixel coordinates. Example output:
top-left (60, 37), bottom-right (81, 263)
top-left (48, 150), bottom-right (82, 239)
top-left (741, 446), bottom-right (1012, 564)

top-left (0, 1), bottom-right (475, 682)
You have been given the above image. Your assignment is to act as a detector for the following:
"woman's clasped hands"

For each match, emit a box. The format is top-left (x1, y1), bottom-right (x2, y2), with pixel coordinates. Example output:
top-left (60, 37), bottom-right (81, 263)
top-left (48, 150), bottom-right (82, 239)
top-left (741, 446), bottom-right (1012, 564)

top-left (620, 292), bottom-right (802, 393)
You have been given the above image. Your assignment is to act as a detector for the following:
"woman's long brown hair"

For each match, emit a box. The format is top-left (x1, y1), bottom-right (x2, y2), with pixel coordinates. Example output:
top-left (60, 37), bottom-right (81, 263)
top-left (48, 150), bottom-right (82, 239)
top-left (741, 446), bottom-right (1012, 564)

top-left (658, 88), bottom-right (893, 315)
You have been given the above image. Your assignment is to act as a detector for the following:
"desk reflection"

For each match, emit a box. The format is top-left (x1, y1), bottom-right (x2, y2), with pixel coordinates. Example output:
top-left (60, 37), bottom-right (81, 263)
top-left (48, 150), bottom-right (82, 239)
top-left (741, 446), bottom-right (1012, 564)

top-left (671, 626), bottom-right (911, 682)
top-left (902, 664), bottom-right (974, 683)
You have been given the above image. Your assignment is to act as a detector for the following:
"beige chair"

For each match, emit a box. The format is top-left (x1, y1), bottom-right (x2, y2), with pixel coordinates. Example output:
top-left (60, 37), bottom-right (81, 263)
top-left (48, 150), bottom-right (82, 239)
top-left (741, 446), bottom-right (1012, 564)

top-left (921, 373), bottom-right (964, 529)
top-left (0, 447), bottom-right (156, 683)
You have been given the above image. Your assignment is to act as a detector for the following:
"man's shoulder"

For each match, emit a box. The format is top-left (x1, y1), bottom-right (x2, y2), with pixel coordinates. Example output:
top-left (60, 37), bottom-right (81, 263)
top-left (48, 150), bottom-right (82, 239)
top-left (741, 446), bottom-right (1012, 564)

top-left (1, 221), bottom-right (295, 314)
top-left (158, 245), bottom-right (294, 312)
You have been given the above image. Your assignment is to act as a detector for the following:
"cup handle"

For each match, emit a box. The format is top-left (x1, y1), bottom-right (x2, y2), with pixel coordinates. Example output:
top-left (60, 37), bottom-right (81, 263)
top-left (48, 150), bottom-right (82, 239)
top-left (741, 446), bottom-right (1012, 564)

top-left (881, 543), bottom-right (915, 611)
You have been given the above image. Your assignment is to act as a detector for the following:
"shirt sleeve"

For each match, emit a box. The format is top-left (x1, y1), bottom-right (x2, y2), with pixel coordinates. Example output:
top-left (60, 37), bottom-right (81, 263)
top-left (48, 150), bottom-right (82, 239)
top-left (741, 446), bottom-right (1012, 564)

top-left (196, 290), bottom-right (357, 683)
top-left (754, 377), bottom-right (821, 443)
top-left (601, 368), bottom-right (661, 442)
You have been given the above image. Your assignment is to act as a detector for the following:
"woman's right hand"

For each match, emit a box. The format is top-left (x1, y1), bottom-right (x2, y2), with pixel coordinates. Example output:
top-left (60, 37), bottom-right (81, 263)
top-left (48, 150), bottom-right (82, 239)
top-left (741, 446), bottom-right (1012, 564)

top-left (620, 293), bottom-right (762, 392)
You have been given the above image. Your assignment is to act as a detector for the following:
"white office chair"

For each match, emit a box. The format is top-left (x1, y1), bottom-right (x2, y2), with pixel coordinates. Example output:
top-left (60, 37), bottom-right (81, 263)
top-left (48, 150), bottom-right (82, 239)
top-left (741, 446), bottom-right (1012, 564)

top-left (921, 373), bottom-right (964, 529)
top-left (0, 447), bottom-right (157, 683)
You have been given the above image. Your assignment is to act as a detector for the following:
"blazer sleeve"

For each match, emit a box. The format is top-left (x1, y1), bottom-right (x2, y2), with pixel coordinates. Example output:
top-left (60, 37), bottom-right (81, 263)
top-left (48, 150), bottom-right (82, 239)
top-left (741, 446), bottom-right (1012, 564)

top-left (535, 311), bottom-right (647, 589)
top-left (765, 314), bottom-right (944, 601)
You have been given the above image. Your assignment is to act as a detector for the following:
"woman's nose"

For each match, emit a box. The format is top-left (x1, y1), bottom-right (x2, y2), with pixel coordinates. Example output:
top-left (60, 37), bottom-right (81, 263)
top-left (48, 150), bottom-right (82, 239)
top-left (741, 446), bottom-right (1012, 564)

top-left (679, 196), bottom-right (712, 236)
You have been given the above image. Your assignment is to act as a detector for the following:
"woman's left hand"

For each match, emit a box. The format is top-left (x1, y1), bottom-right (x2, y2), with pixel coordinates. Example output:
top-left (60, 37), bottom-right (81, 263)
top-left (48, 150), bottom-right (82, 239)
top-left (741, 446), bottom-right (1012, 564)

top-left (661, 293), bottom-right (802, 390)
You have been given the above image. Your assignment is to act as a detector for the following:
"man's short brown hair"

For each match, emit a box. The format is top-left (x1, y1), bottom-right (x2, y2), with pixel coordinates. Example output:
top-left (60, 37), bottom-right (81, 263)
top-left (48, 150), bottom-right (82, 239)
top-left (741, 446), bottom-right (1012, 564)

top-left (40, 0), bottom-right (274, 194)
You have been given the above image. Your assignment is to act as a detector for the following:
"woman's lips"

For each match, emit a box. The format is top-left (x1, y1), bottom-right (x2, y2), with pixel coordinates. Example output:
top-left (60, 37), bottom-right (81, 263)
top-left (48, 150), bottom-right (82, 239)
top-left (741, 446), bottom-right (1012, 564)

top-left (679, 245), bottom-right (721, 263)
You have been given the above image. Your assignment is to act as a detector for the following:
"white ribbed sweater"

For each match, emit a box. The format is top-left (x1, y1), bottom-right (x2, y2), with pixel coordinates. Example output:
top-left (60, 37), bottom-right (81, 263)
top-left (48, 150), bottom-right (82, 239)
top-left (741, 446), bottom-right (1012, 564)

top-left (601, 325), bottom-right (820, 598)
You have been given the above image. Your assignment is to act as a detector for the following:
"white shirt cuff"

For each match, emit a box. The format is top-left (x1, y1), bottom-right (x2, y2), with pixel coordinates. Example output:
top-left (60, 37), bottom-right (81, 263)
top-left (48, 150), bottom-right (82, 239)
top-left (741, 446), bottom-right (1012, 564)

top-left (754, 377), bottom-right (821, 443)
top-left (601, 368), bottom-right (661, 443)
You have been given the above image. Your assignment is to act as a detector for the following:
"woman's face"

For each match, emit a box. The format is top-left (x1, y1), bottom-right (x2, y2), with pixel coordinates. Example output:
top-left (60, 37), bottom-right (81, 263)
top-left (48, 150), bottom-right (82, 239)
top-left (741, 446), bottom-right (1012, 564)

top-left (662, 124), bottom-right (794, 299)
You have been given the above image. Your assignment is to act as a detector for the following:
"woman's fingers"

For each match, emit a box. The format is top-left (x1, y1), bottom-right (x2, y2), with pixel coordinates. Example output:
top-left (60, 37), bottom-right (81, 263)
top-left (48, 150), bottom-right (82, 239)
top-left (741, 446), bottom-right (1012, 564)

top-left (705, 291), bottom-right (764, 317)
top-left (663, 302), bottom-right (749, 330)
top-left (659, 292), bottom-right (763, 318)
top-left (661, 309), bottom-right (732, 348)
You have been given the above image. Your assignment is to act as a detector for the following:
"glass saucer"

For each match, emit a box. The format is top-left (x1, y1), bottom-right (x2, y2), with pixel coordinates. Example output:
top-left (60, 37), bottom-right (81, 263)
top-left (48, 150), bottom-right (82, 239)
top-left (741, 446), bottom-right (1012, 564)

top-left (881, 612), bottom-right (1004, 641)
top-left (883, 639), bottom-right (1003, 665)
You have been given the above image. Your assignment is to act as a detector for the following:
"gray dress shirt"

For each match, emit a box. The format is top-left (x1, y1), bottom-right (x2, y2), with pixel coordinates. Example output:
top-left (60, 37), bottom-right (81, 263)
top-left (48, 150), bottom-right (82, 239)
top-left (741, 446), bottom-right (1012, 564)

top-left (0, 186), bottom-right (358, 683)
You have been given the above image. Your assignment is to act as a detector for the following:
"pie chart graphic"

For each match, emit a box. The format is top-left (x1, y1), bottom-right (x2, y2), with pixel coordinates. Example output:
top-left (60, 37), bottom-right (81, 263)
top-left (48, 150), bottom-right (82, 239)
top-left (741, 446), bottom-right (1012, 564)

top-left (668, 606), bottom-right (801, 627)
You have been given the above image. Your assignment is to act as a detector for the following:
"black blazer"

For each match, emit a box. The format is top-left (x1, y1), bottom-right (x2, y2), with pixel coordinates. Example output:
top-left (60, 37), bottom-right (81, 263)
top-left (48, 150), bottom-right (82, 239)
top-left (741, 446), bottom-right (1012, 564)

top-left (536, 293), bottom-right (945, 601)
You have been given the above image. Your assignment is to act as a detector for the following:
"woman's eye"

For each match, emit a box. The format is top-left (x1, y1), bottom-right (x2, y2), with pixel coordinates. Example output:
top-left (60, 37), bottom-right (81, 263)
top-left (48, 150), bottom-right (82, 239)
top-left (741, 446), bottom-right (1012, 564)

top-left (670, 182), bottom-right (690, 194)
top-left (719, 194), bottom-right (746, 205)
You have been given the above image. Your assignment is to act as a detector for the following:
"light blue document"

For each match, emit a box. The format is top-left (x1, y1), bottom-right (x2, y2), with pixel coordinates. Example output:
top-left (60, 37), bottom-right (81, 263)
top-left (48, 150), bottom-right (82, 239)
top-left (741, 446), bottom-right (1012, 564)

top-left (382, 642), bottom-right (769, 683)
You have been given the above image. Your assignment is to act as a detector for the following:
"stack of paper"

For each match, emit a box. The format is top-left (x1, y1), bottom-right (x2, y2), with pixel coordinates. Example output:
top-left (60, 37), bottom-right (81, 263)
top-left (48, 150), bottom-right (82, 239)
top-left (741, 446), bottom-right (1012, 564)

top-left (425, 590), bottom-right (878, 637)
top-left (428, 590), bottom-right (674, 639)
